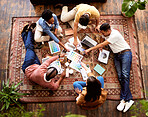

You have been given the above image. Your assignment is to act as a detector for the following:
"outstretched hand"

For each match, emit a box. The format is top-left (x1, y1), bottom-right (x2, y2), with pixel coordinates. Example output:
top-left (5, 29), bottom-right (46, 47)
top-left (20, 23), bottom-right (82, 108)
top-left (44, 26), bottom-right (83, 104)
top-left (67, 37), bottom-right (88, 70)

top-left (73, 40), bottom-right (79, 48)
top-left (80, 62), bottom-right (90, 71)
top-left (84, 49), bottom-right (91, 55)
top-left (60, 53), bottom-right (66, 58)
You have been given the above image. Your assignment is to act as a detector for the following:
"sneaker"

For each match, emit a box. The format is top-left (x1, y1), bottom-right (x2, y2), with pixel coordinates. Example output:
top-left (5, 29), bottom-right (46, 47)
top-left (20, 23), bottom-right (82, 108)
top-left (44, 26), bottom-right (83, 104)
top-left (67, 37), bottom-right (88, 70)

top-left (28, 23), bottom-right (36, 31)
top-left (21, 24), bottom-right (29, 34)
top-left (123, 100), bottom-right (134, 113)
top-left (117, 100), bottom-right (126, 111)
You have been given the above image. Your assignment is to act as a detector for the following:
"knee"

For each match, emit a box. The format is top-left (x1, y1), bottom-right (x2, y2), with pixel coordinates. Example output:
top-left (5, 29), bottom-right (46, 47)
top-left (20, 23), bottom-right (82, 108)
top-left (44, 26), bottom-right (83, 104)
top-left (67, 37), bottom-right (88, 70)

top-left (73, 81), bottom-right (79, 88)
top-left (34, 36), bottom-right (41, 42)
top-left (60, 16), bottom-right (67, 23)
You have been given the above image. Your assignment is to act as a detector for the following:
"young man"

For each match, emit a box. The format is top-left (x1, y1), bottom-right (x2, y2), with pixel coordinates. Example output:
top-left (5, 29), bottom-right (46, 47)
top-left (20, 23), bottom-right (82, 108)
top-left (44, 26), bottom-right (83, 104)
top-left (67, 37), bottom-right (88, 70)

top-left (85, 23), bottom-right (134, 112)
top-left (21, 24), bottom-right (66, 90)
top-left (60, 4), bottom-right (100, 47)
top-left (35, 9), bottom-right (69, 51)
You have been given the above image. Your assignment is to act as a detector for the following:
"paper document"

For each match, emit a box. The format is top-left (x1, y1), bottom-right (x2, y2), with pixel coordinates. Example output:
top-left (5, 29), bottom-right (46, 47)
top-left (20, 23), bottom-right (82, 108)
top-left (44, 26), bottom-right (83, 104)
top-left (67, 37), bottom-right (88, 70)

top-left (98, 49), bottom-right (110, 64)
top-left (67, 51), bottom-right (83, 63)
top-left (48, 41), bottom-right (60, 54)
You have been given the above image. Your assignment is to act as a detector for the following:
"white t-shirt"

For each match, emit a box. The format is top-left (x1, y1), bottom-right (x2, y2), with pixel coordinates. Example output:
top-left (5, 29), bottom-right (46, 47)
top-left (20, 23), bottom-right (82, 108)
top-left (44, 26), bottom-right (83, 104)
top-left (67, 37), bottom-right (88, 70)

top-left (102, 29), bottom-right (130, 53)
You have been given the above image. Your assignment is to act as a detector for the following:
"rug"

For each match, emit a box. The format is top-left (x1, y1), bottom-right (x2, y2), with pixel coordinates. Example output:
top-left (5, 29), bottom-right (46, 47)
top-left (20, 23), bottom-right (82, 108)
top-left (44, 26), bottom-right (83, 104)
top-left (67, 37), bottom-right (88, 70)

top-left (8, 15), bottom-right (145, 102)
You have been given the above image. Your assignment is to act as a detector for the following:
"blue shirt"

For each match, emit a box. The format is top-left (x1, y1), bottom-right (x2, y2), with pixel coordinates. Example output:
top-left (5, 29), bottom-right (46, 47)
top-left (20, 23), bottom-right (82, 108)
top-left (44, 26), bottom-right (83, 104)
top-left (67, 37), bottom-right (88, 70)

top-left (38, 14), bottom-right (59, 43)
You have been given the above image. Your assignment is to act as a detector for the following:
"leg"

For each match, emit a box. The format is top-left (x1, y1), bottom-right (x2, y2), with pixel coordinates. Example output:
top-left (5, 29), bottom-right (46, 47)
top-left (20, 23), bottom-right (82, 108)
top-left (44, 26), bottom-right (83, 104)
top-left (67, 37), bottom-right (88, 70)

top-left (60, 6), bottom-right (77, 23)
top-left (73, 81), bottom-right (86, 91)
top-left (34, 27), bottom-right (50, 43)
top-left (22, 31), bottom-right (41, 73)
top-left (21, 32), bottom-right (28, 44)
top-left (114, 54), bottom-right (123, 100)
top-left (97, 76), bottom-right (104, 88)
top-left (56, 26), bottom-right (63, 37)
top-left (120, 51), bottom-right (133, 101)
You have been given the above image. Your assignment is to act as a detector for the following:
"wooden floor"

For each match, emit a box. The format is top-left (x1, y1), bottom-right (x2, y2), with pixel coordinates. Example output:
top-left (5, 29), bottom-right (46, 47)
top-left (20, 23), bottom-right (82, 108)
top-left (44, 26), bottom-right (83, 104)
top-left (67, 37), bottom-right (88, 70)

top-left (0, 0), bottom-right (147, 117)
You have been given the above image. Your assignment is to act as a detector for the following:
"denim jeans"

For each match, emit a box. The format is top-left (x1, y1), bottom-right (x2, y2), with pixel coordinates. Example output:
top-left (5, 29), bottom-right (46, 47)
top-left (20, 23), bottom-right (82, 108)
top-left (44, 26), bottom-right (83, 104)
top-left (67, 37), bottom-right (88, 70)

top-left (73, 76), bottom-right (104, 91)
top-left (114, 51), bottom-right (132, 101)
top-left (22, 31), bottom-right (41, 73)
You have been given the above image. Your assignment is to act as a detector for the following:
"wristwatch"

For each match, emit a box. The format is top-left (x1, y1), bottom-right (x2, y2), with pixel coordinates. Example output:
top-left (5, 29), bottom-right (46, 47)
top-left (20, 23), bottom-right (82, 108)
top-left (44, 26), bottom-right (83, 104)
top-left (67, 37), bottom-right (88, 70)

top-left (58, 54), bottom-right (60, 58)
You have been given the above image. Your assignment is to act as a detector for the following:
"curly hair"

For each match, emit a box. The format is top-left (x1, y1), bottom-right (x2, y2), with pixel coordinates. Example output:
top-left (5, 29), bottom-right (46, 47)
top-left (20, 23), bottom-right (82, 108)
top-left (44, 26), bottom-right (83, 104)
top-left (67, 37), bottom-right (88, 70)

top-left (84, 76), bottom-right (101, 102)
top-left (41, 9), bottom-right (53, 22)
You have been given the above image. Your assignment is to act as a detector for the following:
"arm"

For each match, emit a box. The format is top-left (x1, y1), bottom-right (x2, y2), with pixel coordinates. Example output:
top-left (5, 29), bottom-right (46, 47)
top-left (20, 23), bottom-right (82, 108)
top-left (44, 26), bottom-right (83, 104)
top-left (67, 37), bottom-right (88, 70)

top-left (53, 14), bottom-right (59, 35)
top-left (73, 22), bottom-right (79, 47)
top-left (76, 93), bottom-right (85, 105)
top-left (81, 62), bottom-right (95, 77)
top-left (54, 28), bottom-right (58, 35)
top-left (85, 40), bottom-right (110, 55)
top-left (53, 69), bottom-right (66, 90)
top-left (95, 18), bottom-right (100, 31)
top-left (41, 53), bottom-right (65, 67)
top-left (58, 41), bottom-right (69, 52)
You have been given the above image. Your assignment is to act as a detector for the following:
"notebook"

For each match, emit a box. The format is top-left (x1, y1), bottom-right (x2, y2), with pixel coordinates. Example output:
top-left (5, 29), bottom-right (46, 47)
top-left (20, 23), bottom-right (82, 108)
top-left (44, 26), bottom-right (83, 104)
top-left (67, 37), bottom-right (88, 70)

top-left (94, 64), bottom-right (105, 75)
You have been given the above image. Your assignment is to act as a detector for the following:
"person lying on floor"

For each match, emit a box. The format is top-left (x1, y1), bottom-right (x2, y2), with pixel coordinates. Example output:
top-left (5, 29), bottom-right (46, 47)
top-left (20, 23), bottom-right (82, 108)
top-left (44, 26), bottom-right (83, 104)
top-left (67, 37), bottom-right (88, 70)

top-left (73, 62), bottom-right (107, 110)
top-left (85, 23), bottom-right (134, 112)
top-left (21, 24), bottom-right (66, 90)
top-left (35, 9), bottom-right (69, 51)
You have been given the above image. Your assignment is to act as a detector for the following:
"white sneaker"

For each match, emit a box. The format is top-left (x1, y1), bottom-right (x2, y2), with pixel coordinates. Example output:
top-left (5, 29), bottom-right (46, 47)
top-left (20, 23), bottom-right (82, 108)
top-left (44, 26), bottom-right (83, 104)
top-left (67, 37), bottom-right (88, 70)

top-left (123, 100), bottom-right (134, 113)
top-left (117, 100), bottom-right (126, 111)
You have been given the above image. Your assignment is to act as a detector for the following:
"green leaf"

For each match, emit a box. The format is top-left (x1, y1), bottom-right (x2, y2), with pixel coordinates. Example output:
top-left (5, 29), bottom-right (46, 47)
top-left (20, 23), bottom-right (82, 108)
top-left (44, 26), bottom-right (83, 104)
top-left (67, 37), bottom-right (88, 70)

top-left (137, 1), bottom-right (146, 10)
top-left (146, 112), bottom-right (148, 116)
top-left (6, 100), bottom-right (10, 110)
top-left (6, 79), bottom-right (10, 87)
top-left (14, 80), bottom-right (22, 89)
top-left (1, 103), bottom-right (6, 111)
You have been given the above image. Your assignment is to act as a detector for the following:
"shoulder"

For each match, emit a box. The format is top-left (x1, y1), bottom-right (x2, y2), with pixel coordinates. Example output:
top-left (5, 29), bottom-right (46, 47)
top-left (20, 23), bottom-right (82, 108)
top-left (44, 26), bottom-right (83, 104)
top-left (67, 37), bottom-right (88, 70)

top-left (52, 13), bottom-right (57, 17)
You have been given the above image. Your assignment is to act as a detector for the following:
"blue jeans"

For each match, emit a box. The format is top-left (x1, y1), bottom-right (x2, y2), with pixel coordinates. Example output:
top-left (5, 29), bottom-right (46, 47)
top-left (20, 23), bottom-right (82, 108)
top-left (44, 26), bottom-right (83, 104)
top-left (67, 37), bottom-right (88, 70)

top-left (114, 51), bottom-right (132, 101)
top-left (73, 76), bottom-right (104, 91)
top-left (22, 31), bottom-right (41, 73)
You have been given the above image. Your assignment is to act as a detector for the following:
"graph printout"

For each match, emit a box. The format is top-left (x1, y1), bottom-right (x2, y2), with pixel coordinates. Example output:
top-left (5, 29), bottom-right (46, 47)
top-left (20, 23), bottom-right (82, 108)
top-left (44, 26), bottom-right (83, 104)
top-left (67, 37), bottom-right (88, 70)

top-left (67, 51), bottom-right (83, 63)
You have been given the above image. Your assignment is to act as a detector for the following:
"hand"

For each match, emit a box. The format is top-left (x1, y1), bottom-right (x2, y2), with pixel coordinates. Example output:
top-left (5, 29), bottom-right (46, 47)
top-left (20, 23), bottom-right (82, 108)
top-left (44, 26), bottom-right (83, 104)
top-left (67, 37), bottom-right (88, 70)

top-left (84, 49), bottom-right (91, 55)
top-left (66, 48), bottom-right (70, 52)
top-left (80, 62), bottom-right (90, 71)
top-left (99, 47), bottom-right (103, 52)
top-left (95, 25), bottom-right (100, 32)
top-left (75, 88), bottom-right (82, 94)
top-left (61, 69), bottom-right (66, 79)
top-left (73, 40), bottom-right (79, 48)
top-left (60, 53), bottom-right (66, 58)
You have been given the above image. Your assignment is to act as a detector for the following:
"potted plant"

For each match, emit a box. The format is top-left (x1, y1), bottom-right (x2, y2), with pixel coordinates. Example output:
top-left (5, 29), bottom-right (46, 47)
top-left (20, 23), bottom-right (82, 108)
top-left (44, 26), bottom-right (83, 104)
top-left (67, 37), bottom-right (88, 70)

top-left (0, 79), bottom-right (29, 111)
top-left (122, 0), bottom-right (148, 17)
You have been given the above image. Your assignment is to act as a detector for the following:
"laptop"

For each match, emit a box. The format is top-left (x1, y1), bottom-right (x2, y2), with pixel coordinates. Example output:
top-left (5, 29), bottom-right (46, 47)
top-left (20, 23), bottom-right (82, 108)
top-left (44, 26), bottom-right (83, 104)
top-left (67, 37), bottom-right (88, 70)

top-left (81, 35), bottom-right (97, 48)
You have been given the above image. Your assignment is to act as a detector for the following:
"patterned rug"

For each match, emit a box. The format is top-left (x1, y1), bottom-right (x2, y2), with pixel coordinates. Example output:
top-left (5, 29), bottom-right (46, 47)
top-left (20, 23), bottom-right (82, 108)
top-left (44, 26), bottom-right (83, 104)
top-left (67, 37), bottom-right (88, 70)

top-left (8, 15), bottom-right (145, 102)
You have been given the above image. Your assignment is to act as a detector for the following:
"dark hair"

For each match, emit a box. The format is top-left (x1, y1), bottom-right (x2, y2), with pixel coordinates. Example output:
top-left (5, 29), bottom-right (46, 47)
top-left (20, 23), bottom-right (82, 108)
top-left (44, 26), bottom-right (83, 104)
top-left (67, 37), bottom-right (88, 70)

top-left (100, 23), bottom-right (110, 31)
top-left (79, 14), bottom-right (89, 26)
top-left (42, 9), bottom-right (53, 21)
top-left (84, 76), bottom-right (101, 102)
top-left (46, 67), bottom-right (58, 81)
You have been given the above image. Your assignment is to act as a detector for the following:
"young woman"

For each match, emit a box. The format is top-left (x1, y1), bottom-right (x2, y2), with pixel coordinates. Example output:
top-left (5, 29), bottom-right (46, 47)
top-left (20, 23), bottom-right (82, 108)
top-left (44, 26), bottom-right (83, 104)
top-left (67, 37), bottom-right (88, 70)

top-left (73, 62), bottom-right (107, 110)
